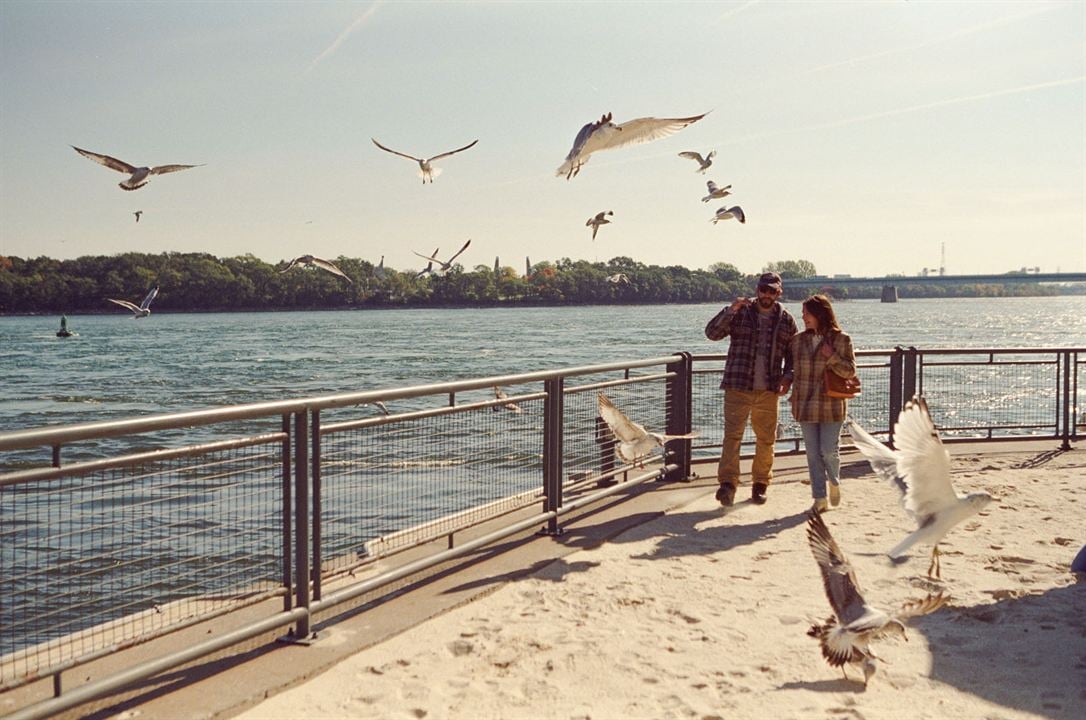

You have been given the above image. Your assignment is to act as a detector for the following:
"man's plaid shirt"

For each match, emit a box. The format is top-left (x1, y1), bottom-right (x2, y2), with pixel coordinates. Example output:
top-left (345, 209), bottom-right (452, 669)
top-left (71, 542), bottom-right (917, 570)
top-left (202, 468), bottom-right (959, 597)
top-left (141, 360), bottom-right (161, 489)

top-left (705, 302), bottom-right (798, 390)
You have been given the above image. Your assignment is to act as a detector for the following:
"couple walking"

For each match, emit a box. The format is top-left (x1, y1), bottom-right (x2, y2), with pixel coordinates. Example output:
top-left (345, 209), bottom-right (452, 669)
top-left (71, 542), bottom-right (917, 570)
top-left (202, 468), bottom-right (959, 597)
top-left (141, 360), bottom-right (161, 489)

top-left (705, 272), bottom-right (856, 513)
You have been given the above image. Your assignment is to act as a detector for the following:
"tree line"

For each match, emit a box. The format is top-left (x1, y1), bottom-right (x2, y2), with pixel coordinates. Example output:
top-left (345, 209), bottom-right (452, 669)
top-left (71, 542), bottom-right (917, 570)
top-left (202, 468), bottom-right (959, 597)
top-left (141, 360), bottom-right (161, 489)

top-left (0, 253), bottom-right (1069, 314)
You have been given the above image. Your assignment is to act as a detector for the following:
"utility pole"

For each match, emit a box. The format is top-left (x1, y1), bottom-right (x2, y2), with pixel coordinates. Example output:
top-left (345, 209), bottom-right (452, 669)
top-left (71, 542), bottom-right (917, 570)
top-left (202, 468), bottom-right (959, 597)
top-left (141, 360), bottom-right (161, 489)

top-left (939, 242), bottom-right (946, 276)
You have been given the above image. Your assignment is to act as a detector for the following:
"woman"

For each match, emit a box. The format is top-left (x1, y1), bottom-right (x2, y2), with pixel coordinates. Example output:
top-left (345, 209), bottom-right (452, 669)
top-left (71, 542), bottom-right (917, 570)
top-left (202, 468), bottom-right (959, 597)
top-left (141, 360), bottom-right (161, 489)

top-left (788, 295), bottom-right (857, 513)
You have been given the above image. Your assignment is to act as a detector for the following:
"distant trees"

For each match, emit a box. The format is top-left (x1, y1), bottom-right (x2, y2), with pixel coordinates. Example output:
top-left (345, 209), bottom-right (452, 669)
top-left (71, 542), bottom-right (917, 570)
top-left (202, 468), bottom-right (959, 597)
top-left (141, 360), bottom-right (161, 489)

top-left (0, 252), bottom-right (1071, 314)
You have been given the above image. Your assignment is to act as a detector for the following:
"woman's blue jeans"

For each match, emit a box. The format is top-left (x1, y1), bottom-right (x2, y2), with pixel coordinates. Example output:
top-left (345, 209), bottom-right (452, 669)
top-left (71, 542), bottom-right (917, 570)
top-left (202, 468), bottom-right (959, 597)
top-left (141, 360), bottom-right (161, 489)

top-left (801, 421), bottom-right (843, 499)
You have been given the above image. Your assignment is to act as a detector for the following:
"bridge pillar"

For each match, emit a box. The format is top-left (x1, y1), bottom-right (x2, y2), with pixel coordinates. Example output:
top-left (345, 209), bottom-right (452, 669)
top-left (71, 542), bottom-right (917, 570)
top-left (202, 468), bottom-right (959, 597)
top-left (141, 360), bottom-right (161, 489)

top-left (880, 284), bottom-right (898, 303)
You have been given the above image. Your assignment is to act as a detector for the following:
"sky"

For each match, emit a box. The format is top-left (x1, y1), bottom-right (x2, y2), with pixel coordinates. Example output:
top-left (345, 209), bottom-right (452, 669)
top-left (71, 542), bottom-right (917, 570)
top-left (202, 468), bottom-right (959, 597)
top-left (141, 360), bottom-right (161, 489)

top-left (1, 0), bottom-right (1084, 278)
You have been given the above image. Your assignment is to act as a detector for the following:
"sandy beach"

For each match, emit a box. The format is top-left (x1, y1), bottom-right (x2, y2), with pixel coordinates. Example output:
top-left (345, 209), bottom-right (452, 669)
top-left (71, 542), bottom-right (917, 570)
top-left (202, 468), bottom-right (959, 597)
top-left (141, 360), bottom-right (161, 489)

top-left (233, 446), bottom-right (1085, 720)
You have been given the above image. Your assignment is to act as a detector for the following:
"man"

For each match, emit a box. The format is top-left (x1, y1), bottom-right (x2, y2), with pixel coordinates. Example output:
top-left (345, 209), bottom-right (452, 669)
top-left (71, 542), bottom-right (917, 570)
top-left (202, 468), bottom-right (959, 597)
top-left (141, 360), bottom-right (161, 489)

top-left (704, 271), bottom-right (798, 506)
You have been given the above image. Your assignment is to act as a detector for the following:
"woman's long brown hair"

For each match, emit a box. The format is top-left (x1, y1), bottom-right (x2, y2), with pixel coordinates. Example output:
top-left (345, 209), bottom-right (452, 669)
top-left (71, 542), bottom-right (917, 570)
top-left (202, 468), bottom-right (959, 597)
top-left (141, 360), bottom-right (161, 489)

top-left (803, 294), bottom-right (841, 335)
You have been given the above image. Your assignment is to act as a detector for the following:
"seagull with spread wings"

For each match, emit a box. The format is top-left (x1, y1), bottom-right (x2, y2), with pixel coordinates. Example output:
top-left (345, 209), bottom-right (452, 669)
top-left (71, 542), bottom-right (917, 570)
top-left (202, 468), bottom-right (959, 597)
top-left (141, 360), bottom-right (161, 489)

top-left (847, 396), bottom-right (992, 579)
top-left (556, 112), bottom-right (708, 179)
top-left (412, 240), bottom-right (471, 275)
top-left (279, 255), bottom-right (353, 284)
top-left (72, 146), bottom-right (202, 191)
top-left (107, 285), bottom-right (159, 318)
top-left (606, 273), bottom-right (630, 286)
top-left (415, 247), bottom-right (439, 278)
top-left (586, 210), bottom-right (613, 240)
top-left (371, 138), bottom-right (478, 184)
top-left (678, 150), bottom-right (715, 173)
top-left (711, 206), bottom-right (746, 224)
top-left (597, 392), bottom-right (698, 464)
top-left (701, 181), bottom-right (732, 203)
top-left (806, 510), bottom-right (947, 686)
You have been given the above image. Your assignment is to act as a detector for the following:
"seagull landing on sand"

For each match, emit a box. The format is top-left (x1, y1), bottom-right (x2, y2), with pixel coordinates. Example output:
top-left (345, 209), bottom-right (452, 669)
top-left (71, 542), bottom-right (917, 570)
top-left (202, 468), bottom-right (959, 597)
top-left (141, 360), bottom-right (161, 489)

top-left (493, 386), bottom-right (523, 414)
top-left (587, 211), bottom-right (613, 240)
top-left (712, 206), bottom-right (745, 224)
top-left (597, 392), bottom-right (698, 465)
top-left (371, 138), bottom-right (478, 184)
top-left (133, 211), bottom-right (143, 223)
top-left (679, 150), bottom-right (715, 173)
top-left (107, 285), bottom-right (159, 318)
top-left (701, 181), bottom-right (732, 203)
top-left (847, 396), bottom-right (992, 579)
top-left (279, 255), bottom-right (353, 284)
top-left (557, 112), bottom-right (708, 180)
top-left (72, 146), bottom-right (202, 191)
top-left (806, 510), bottom-right (948, 686)
top-left (412, 240), bottom-right (471, 275)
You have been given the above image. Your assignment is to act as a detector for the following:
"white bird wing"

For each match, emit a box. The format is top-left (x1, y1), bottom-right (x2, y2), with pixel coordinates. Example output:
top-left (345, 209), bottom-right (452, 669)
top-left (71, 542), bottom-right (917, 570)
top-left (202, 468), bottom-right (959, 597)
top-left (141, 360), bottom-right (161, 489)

top-left (445, 239), bottom-right (471, 265)
top-left (371, 138), bottom-right (422, 163)
top-left (893, 397), bottom-right (958, 521)
top-left (139, 286), bottom-right (159, 311)
top-left (413, 250), bottom-right (442, 263)
top-left (72, 146), bottom-right (137, 174)
top-left (149, 163), bottom-right (201, 176)
top-left (729, 206), bottom-right (745, 223)
top-left (893, 593), bottom-right (948, 622)
top-left (107, 298), bottom-right (141, 313)
top-left (427, 139), bottom-right (479, 161)
top-left (807, 511), bottom-right (869, 626)
top-left (597, 392), bottom-right (649, 444)
top-left (846, 417), bottom-right (907, 496)
top-left (310, 257), bottom-right (352, 282)
top-left (586, 114), bottom-right (707, 154)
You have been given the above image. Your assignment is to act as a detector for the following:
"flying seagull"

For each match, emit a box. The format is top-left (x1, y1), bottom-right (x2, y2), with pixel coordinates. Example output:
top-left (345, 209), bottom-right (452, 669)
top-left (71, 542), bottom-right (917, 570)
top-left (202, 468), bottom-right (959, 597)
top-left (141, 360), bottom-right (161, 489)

top-left (412, 239), bottom-right (471, 274)
top-left (606, 273), bottom-right (630, 286)
top-left (133, 211), bottom-right (143, 223)
top-left (678, 150), bottom-right (715, 173)
top-left (596, 392), bottom-right (698, 464)
top-left (586, 211), bottom-right (614, 241)
top-left (371, 138), bottom-right (478, 184)
top-left (279, 255), bottom-right (353, 284)
top-left (107, 285), bottom-right (159, 318)
top-left (711, 206), bottom-right (746, 224)
top-left (847, 396), bottom-right (992, 579)
top-left (701, 181), bottom-right (732, 203)
top-left (493, 386), bottom-right (523, 414)
top-left (415, 247), bottom-right (439, 278)
top-left (556, 112), bottom-right (708, 180)
top-left (806, 510), bottom-right (947, 686)
top-left (72, 146), bottom-right (202, 191)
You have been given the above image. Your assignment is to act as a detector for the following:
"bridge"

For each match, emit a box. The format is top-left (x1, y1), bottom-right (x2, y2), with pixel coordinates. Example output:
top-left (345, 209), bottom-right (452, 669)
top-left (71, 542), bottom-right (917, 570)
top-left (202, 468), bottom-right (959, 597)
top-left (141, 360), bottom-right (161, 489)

top-left (787, 272), bottom-right (1086, 301)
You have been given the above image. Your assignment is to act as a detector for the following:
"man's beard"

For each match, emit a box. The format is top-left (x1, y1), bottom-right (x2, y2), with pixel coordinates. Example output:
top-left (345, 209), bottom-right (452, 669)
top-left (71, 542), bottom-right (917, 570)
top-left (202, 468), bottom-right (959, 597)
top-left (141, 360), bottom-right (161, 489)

top-left (758, 295), bottom-right (775, 309)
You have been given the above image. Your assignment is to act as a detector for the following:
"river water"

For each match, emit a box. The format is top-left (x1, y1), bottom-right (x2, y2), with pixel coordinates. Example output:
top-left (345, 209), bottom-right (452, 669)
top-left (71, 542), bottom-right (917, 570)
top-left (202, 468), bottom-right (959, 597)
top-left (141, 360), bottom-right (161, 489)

top-left (2, 296), bottom-right (1084, 433)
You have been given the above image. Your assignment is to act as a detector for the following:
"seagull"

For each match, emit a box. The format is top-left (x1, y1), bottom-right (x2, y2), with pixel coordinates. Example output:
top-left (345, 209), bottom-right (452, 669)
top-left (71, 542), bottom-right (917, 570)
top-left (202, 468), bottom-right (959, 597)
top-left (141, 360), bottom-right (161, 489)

top-left (701, 181), bottom-right (732, 203)
top-left (493, 386), bottom-right (523, 413)
top-left (415, 247), bottom-right (439, 278)
top-left (374, 256), bottom-right (387, 280)
top-left (806, 510), bottom-right (948, 686)
top-left (596, 392), bottom-right (698, 464)
top-left (107, 285), bottom-right (159, 318)
top-left (711, 206), bottom-right (746, 224)
top-left (133, 210), bottom-right (143, 223)
top-left (586, 211), bottom-right (613, 240)
top-left (71, 146), bottom-right (202, 191)
top-left (678, 150), bottom-right (715, 173)
top-left (412, 239), bottom-right (471, 274)
top-left (556, 112), bottom-right (708, 179)
top-left (847, 396), bottom-right (993, 579)
top-left (606, 273), bottom-right (630, 286)
top-left (279, 255), bottom-right (353, 284)
top-left (371, 138), bottom-right (478, 184)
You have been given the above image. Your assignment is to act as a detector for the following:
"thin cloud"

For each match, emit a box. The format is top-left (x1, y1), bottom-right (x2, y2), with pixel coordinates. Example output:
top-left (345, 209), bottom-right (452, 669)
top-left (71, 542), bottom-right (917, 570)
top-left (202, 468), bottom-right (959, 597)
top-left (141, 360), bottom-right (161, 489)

top-left (803, 3), bottom-right (1064, 76)
top-left (715, 0), bottom-right (761, 25)
top-left (307, 1), bottom-right (382, 73)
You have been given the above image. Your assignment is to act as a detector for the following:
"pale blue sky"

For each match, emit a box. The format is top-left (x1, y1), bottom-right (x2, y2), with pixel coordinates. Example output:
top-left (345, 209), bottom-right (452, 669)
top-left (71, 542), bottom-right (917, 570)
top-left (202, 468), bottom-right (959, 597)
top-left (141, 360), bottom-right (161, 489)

top-left (1, 0), bottom-right (1083, 277)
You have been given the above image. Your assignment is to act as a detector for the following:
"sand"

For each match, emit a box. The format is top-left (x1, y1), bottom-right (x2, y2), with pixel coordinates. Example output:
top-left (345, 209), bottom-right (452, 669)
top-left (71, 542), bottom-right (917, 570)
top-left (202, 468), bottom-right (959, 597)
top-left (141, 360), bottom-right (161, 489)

top-left (234, 447), bottom-right (1085, 720)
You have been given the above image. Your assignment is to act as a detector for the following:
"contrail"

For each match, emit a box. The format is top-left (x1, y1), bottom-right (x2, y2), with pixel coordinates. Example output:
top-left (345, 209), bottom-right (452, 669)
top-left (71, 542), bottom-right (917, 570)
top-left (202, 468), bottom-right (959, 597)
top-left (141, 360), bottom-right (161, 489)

top-left (307, 1), bottom-right (382, 73)
top-left (803, 3), bottom-right (1063, 76)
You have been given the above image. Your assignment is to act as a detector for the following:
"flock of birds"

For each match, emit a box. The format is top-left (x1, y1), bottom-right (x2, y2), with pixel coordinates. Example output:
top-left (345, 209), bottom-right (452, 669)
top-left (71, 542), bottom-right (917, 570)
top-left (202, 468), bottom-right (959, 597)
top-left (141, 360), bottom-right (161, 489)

top-left (72, 111), bottom-right (747, 306)
top-left (591, 391), bottom-right (993, 687)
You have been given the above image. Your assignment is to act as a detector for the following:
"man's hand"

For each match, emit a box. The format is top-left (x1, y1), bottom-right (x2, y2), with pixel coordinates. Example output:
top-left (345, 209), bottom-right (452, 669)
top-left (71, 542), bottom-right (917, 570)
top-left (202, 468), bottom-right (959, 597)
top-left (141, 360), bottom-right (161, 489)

top-left (729, 296), bottom-right (752, 312)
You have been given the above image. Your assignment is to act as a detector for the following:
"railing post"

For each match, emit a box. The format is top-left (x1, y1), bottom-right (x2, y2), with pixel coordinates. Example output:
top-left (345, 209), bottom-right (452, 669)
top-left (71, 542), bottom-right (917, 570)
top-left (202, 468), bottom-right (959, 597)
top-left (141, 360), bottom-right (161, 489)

top-left (903, 346), bottom-right (918, 401)
top-left (292, 410), bottom-right (311, 639)
top-left (1061, 350), bottom-right (1072, 450)
top-left (889, 347), bottom-right (904, 445)
top-left (311, 410), bottom-right (322, 601)
top-left (595, 415), bottom-right (616, 487)
top-left (664, 352), bottom-right (694, 482)
top-left (281, 414), bottom-right (292, 613)
top-left (541, 377), bottom-right (564, 536)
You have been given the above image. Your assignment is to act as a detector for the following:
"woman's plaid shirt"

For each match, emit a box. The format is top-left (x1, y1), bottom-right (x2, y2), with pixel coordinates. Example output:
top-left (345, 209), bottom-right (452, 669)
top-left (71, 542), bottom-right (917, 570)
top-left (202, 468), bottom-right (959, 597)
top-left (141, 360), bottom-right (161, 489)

top-left (788, 330), bottom-right (857, 423)
top-left (705, 302), bottom-right (797, 390)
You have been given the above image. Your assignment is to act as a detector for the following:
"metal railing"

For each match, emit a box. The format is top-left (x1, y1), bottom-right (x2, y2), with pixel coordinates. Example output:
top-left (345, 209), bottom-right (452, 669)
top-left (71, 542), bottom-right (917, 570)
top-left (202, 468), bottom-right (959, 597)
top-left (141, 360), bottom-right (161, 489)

top-left (0, 346), bottom-right (1081, 719)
